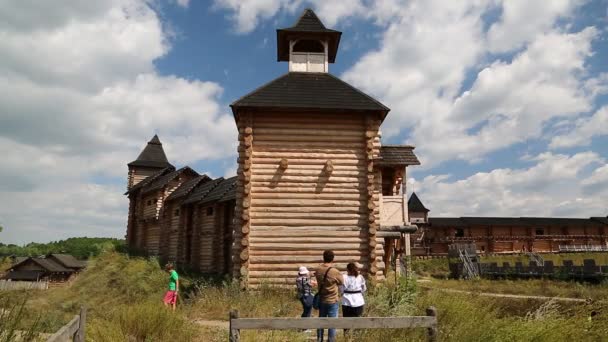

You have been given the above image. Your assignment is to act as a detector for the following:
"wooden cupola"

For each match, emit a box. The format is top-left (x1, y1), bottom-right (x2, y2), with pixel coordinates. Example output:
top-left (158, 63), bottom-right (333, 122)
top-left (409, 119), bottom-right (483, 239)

top-left (127, 135), bottom-right (174, 190)
top-left (277, 8), bottom-right (342, 73)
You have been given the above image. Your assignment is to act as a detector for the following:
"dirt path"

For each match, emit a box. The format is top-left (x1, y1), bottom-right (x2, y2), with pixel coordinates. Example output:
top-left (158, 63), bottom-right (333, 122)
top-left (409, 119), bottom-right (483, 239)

top-left (421, 286), bottom-right (588, 302)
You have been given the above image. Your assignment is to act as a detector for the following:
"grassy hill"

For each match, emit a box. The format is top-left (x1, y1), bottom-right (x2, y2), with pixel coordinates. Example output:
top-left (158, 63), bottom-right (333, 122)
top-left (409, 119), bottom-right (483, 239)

top-left (2, 250), bottom-right (608, 341)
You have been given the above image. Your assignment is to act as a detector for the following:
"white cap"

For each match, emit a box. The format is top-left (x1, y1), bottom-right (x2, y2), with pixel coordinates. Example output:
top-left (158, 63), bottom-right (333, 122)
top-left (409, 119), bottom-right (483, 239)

top-left (298, 266), bottom-right (309, 275)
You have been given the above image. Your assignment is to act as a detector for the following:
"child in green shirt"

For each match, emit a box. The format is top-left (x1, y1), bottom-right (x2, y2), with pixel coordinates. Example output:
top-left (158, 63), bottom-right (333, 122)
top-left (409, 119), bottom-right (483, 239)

top-left (163, 263), bottom-right (179, 311)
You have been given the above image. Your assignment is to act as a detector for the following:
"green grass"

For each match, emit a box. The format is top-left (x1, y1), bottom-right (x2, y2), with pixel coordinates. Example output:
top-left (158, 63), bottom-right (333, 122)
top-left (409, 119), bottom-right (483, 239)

top-left (423, 278), bottom-right (608, 300)
top-left (4, 250), bottom-right (608, 341)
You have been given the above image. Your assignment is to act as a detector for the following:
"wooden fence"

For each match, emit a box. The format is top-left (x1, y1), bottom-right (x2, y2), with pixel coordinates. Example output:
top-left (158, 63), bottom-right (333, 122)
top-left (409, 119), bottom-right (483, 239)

top-left (46, 307), bottom-right (86, 342)
top-left (228, 307), bottom-right (438, 342)
top-left (0, 280), bottom-right (48, 291)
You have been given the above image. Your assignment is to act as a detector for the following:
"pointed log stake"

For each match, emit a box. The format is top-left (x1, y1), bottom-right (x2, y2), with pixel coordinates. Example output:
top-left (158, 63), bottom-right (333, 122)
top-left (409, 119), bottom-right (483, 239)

top-left (279, 158), bottom-right (289, 169)
top-left (325, 160), bottom-right (334, 173)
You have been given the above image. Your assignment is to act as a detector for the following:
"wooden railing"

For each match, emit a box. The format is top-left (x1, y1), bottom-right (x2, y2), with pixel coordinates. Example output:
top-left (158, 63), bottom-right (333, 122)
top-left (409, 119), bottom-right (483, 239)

top-left (228, 307), bottom-right (438, 342)
top-left (47, 307), bottom-right (86, 342)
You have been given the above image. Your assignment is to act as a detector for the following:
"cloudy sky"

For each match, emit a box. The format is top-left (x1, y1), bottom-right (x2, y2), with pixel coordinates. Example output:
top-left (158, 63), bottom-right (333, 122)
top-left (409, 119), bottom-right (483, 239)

top-left (1, 0), bottom-right (607, 244)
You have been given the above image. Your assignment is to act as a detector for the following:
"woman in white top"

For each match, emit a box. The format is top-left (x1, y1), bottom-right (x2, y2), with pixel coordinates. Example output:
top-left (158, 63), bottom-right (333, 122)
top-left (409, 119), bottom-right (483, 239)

top-left (341, 262), bottom-right (366, 329)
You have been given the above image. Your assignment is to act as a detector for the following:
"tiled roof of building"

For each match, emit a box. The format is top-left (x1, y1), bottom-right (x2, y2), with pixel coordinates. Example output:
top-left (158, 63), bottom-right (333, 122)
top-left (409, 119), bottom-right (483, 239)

top-left (283, 8), bottom-right (338, 33)
top-left (128, 135), bottom-right (174, 168)
top-left (4, 270), bottom-right (44, 281)
top-left (591, 217), bottom-right (608, 225)
top-left (408, 192), bottom-right (429, 212)
top-left (231, 72), bottom-right (389, 115)
top-left (47, 254), bottom-right (87, 269)
top-left (219, 177), bottom-right (238, 202)
top-left (428, 218), bottom-right (467, 227)
top-left (429, 217), bottom-right (608, 228)
top-left (376, 145), bottom-right (420, 166)
top-left (522, 217), bottom-right (598, 226)
top-left (125, 166), bottom-right (175, 195)
top-left (462, 217), bottom-right (526, 226)
top-left (200, 176), bottom-right (238, 205)
top-left (182, 178), bottom-right (225, 205)
top-left (12, 257), bottom-right (74, 273)
top-left (166, 175), bottom-right (211, 201)
top-left (276, 8), bottom-right (342, 63)
top-left (142, 166), bottom-right (199, 195)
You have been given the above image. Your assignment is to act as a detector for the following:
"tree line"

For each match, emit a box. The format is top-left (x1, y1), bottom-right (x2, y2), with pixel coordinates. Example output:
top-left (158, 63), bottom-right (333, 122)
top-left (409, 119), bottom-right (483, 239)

top-left (0, 237), bottom-right (125, 259)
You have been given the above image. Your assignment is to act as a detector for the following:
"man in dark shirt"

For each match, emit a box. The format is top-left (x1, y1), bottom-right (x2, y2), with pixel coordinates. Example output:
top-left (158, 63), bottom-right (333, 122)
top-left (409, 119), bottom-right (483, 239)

top-left (315, 250), bottom-right (343, 342)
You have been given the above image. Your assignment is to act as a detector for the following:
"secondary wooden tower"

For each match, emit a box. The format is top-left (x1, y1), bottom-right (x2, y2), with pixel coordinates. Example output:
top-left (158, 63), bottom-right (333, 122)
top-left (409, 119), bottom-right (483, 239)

top-left (230, 9), bottom-right (410, 287)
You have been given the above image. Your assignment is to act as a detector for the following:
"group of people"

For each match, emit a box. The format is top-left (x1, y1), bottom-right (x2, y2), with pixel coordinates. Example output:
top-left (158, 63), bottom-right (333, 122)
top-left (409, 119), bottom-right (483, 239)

top-left (296, 250), bottom-right (367, 342)
top-left (161, 250), bottom-right (366, 342)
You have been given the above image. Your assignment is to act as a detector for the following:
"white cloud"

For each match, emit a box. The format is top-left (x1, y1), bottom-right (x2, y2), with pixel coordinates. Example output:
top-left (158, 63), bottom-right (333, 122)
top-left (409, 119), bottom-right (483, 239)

top-left (0, 0), bottom-right (236, 243)
top-left (213, 0), bottom-right (302, 33)
top-left (416, 152), bottom-right (607, 217)
top-left (549, 106), bottom-right (608, 148)
top-left (486, 0), bottom-right (584, 52)
top-left (174, 0), bottom-right (191, 8)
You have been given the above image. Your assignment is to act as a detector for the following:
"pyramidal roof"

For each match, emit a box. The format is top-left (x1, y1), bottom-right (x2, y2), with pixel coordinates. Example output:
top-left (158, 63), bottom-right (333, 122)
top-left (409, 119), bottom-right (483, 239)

top-left (276, 8), bottom-right (342, 63)
top-left (231, 72), bottom-right (389, 114)
top-left (128, 135), bottom-right (174, 169)
top-left (283, 8), bottom-right (339, 33)
top-left (408, 192), bottom-right (430, 212)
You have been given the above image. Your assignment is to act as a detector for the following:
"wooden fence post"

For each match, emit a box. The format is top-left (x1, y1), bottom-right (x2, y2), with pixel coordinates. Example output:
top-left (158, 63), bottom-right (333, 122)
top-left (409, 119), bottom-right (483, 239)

top-left (426, 306), bottom-right (437, 342)
top-left (75, 306), bottom-right (87, 342)
top-left (229, 310), bottom-right (240, 342)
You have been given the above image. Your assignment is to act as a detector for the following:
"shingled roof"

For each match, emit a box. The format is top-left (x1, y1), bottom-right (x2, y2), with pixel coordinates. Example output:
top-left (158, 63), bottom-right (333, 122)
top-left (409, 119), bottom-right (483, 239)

top-left (428, 217), bottom-right (608, 228)
top-left (125, 166), bottom-right (175, 195)
top-left (12, 257), bottom-right (74, 273)
top-left (277, 8), bottom-right (342, 63)
top-left (219, 177), bottom-right (238, 202)
top-left (591, 217), bottom-right (608, 225)
top-left (182, 178), bottom-right (225, 205)
top-left (3, 270), bottom-right (44, 281)
top-left (46, 254), bottom-right (87, 269)
top-left (200, 176), bottom-right (238, 205)
top-left (376, 145), bottom-right (420, 166)
top-left (408, 192), bottom-right (429, 213)
top-left (142, 167), bottom-right (199, 195)
top-left (166, 175), bottom-right (211, 202)
top-left (231, 72), bottom-right (389, 115)
top-left (128, 135), bottom-right (174, 169)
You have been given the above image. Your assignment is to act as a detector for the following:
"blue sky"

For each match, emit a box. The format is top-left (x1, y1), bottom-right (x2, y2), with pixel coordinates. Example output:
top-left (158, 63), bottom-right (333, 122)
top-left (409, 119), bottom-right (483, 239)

top-left (0, 0), bottom-right (607, 244)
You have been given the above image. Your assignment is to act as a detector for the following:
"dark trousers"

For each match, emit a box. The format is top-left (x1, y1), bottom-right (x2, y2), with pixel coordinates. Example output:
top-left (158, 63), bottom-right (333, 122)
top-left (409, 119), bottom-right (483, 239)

top-left (300, 295), bottom-right (313, 318)
top-left (342, 305), bottom-right (364, 336)
top-left (342, 305), bottom-right (364, 317)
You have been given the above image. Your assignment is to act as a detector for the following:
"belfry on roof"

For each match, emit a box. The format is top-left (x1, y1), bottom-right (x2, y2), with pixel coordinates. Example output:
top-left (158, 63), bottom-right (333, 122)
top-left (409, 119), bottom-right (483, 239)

top-left (231, 8), bottom-right (389, 117)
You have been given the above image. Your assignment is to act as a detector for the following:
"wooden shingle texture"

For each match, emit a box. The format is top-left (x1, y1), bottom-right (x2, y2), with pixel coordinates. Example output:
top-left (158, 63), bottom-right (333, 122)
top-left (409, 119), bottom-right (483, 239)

top-left (182, 178), bottom-right (225, 205)
top-left (166, 175), bottom-right (211, 201)
top-left (376, 146), bottom-right (420, 166)
top-left (126, 166), bottom-right (175, 194)
top-left (408, 192), bottom-right (429, 213)
top-left (128, 135), bottom-right (174, 168)
top-left (200, 176), bottom-right (237, 205)
top-left (231, 72), bottom-right (389, 114)
top-left (142, 166), bottom-right (198, 194)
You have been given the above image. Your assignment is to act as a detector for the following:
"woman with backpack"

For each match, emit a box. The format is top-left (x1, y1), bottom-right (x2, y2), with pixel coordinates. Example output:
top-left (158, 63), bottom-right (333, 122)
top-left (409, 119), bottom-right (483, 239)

top-left (296, 266), bottom-right (317, 318)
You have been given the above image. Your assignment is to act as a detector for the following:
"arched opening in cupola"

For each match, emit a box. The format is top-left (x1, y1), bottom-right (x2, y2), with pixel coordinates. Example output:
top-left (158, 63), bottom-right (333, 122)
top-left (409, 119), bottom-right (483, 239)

top-left (289, 39), bottom-right (328, 72)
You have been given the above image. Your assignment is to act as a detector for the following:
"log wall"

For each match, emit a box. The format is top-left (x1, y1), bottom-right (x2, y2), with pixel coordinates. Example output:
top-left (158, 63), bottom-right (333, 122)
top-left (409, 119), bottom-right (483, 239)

top-left (198, 205), bottom-right (217, 273)
top-left (236, 112), bottom-right (380, 287)
top-left (128, 167), bottom-right (160, 189)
